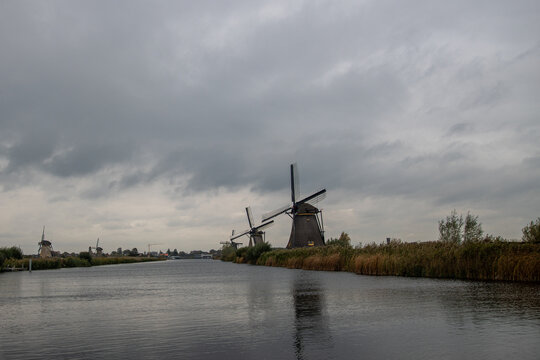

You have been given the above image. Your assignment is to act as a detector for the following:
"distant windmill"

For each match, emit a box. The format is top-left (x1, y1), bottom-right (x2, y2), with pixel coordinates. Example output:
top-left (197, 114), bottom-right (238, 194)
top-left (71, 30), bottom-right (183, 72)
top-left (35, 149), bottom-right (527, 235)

top-left (89, 238), bottom-right (103, 256)
top-left (231, 207), bottom-right (274, 247)
top-left (38, 226), bottom-right (53, 258)
top-left (262, 163), bottom-right (326, 248)
top-left (220, 230), bottom-right (243, 249)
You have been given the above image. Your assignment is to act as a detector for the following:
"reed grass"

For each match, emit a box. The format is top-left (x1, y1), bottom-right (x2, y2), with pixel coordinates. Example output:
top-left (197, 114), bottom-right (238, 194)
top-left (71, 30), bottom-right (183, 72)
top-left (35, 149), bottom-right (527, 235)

top-left (255, 241), bottom-right (540, 282)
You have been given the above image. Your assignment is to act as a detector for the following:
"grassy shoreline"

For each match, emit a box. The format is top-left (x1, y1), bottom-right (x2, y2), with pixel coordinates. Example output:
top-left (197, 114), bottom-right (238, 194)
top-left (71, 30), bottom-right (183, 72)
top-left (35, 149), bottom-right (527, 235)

top-left (2, 256), bottom-right (165, 271)
top-left (231, 241), bottom-right (540, 282)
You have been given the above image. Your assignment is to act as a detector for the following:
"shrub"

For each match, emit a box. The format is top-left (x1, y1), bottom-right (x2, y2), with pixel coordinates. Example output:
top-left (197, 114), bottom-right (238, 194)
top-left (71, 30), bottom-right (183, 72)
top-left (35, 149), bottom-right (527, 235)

top-left (522, 218), bottom-right (540, 243)
top-left (235, 247), bottom-right (248, 260)
top-left (79, 251), bottom-right (92, 262)
top-left (0, 246), bottom-right (23, 260)
top-left (220, 245), bottom-right (237, 262)
top-left (326, 232), bottom-right (352, 248)
top-left (244, 242), bottom-right (272, 264)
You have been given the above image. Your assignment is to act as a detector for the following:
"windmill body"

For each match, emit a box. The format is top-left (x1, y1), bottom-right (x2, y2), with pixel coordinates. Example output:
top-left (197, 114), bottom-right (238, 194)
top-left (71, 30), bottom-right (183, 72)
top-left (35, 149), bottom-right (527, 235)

top-left (287, 202), bottom-right (325, 248)
top-left (263, 164), bottom-right (326, 249)
top-left (38, 226), bottom-right (53, 258)
top-left (90, 238), bottom-right (103, 256)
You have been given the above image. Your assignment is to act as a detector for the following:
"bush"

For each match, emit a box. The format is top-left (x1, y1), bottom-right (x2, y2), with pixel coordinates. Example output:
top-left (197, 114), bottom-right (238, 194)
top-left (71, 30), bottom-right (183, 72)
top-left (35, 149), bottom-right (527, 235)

top-left (79, 251), bottom-right (92, 262)
top-left (326, 232), bottom-right (352, 248)
top-left (220, 245), bottom-right (237, 262)
top-left (0, 246), bottom-right (23, 260)
top-left (236, 247), bottom-right (248, 260)
top-left (522, 218), bottom-right (540, 243)
top-left (244, 242), bottom-right (272, 264)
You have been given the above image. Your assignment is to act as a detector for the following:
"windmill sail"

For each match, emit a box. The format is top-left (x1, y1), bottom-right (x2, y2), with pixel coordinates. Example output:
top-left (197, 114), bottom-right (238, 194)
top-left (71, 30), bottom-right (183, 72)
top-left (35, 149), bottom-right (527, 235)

top-left (291, 163), bottom-right (299, 204)
top-left (255, 220), bottom-right (274, 232)
top-left (246, 207), bottom-right (254, 229)
top-left (262, 204), bottom-right (292, 222)
top-left (231, 229), bottom-right (251, 241)
top-left (296, 189), bottom-right (326, 206)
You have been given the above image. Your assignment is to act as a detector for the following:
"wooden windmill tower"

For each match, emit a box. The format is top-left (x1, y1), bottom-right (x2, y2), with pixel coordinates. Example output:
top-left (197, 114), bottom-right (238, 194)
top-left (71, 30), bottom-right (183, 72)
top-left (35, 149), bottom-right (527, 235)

top-left (89, 238), bottom-right (103, 256)
top-left (262, 164), bottom-right (326, 248)
top-left (231, 207), bottom-right (274, 247)
top-left (220, 230), bottom-right (243, 249)
top-left (38, 226), bottom-right (54, 258)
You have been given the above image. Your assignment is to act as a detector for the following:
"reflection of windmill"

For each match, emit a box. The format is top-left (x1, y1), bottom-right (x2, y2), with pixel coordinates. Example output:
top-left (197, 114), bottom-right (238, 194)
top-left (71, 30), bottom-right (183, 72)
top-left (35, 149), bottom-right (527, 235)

top-left (262, 163), bottom-right (326, 248)
top-left (90, 238), bottom-right (103, 256)
top-left (38, 226), bottom-right (53, 258)
top-left (220, 230), bottom-right (243, 249)
top-left (292, 275), bottom-right (333, 358)
top-left (231, 207), bottom-right (274, 247)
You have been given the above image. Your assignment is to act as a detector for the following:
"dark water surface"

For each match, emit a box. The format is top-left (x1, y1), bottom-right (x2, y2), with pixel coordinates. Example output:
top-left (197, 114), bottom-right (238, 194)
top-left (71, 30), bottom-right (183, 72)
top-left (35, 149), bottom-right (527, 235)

top-left (1, 260), bottom-right (539, 359)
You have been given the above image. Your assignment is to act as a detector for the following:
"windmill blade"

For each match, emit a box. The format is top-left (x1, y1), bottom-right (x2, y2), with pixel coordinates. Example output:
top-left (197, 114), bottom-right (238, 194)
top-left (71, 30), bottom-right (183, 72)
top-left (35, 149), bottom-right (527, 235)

top-left (231, 229), bottom-right (250, 240)
top-left (254, 220), bottom-right (274, 232)
top-left (262, 204), bottom-right (292, 222)
top-left (290, 163), bottom-right (299, 204)
top-left (296, 188), bottom-right (326, 206)
top-left (231, 230), bottom-right (235, 237)
top-left (246, 207), bottom-right (254, 229)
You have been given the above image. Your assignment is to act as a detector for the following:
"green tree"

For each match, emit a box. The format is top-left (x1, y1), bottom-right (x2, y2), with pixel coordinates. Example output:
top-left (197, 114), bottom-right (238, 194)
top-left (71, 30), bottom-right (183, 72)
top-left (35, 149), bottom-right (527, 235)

top-left (522, 218), bottom-right (540, 243)
top-left (463, 212), bottom-right (483, 242)
top-left (439, 210), bottom-right (464, 243)
top-left (131, 248), bottom-right (139, 256)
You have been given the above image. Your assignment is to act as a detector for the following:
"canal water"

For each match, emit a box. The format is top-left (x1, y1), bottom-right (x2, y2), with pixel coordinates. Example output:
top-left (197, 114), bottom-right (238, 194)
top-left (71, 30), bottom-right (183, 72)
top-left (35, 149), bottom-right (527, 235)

top-left (1, 260), bottom-right (539, 359)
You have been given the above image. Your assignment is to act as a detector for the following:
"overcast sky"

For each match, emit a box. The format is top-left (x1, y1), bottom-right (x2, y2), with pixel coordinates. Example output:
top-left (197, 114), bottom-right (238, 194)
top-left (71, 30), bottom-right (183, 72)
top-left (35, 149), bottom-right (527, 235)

top-left (1, 0), bottom-right (539, 254)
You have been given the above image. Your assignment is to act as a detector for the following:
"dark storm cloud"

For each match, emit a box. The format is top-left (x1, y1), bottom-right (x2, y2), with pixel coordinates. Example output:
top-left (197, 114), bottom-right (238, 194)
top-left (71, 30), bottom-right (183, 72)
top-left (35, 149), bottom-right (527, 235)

top-left (1, 0), bottom-right (539, 212)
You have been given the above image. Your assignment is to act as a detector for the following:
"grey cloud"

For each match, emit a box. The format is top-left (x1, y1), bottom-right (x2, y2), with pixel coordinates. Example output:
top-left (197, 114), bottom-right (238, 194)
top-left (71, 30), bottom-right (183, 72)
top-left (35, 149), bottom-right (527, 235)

top-left (1, 1), bottom-right (539, 251)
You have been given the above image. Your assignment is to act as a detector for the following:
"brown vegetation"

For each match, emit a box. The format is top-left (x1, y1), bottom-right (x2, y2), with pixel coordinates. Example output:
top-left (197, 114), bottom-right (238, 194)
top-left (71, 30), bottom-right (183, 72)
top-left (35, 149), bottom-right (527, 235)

top-left (255, 241), bottom-right (540, 282)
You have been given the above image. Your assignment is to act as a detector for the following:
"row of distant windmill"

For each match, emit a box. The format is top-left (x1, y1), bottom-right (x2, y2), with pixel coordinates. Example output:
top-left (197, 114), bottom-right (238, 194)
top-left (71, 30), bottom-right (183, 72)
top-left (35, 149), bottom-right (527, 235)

top-left (38, 226), bottom-right (103, 258)
top-left (222, 164), bottom-right (327, 249)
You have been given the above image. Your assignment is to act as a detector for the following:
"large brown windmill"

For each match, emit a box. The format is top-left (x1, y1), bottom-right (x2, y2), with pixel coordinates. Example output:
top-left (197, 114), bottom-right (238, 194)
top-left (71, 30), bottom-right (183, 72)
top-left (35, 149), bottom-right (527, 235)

top-left (262, 164), bottom-right (326, 248)
top-left (231, 207), bottom-right (274, 247)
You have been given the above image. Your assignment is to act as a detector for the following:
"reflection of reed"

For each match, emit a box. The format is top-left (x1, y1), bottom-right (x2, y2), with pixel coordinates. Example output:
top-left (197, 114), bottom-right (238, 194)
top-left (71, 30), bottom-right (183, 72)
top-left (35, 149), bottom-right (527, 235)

top-left (292, 274), bottom-right (333, 360)
top-left (439, 282), bottom-right (540, 327)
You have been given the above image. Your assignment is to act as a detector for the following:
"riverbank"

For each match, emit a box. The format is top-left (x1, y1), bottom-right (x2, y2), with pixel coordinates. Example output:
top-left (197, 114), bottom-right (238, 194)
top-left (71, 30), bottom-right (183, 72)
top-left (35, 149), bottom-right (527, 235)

top-left (2, 256), bottom-right (165, 272)
top-left (232, 241), bottom-right (540, 282)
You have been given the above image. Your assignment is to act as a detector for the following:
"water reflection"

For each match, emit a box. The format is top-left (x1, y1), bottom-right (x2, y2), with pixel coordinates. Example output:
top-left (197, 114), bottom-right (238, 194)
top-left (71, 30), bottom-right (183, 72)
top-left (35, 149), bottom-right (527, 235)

top-left (292, 273), bottom-right (333, 360)
top-left (438, 281), bottom-right (540, 327)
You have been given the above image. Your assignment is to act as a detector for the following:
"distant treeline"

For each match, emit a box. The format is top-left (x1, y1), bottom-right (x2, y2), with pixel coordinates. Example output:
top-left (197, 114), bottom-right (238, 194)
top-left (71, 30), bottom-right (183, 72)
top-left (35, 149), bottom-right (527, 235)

top-left (1, 251), bottom-right (164, 272)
